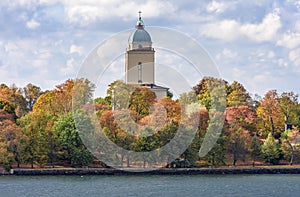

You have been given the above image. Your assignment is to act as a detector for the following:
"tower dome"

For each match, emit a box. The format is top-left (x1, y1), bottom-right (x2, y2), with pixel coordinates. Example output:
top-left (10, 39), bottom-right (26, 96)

top-left (128, 11), bottom-right (152, 50)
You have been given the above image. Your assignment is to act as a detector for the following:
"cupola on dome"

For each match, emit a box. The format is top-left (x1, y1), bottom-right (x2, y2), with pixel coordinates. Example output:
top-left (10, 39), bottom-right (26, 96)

top-left (128, 12), bottom-right (152, 50)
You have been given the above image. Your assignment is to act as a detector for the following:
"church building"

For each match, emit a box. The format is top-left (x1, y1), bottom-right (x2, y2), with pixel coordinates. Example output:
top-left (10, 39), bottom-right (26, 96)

top-left (125, 12), bottom-right (168, 99)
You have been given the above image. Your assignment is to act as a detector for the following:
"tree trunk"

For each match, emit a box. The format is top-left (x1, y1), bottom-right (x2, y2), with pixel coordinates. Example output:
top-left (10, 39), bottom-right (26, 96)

top-left (143, 153), bottom-right (146, 168)
top-left (270, 116), bottom-right (275, 135)
top-left (290, 147), bottom-right (294, 165)
top-left (127, 154), bottom-right (130, 167)
top-left (121, 153), bottom-right (124, 168)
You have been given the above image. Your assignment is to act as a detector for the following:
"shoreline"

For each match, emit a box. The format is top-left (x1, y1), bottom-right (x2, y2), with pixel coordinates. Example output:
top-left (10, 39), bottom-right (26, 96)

top-left (3, 167), bottom-right (300, 176)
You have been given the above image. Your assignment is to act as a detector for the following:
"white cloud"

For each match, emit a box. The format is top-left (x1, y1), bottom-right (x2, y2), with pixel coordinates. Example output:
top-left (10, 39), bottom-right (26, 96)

top-left (247, 72), bottom-right (278, 95)
top-left (201, 19), bottom-right (241, 41)
top-left (231, 67), bottom-right (246, 78)
top-left (289, 48), bottom-right (300, 62)
top-left (215, 48), bottom-right (238, 60)
top-left (277, 32), bottom-right (300, 49)
top-left (60, 58), bottom-right (76, 75)
top-left (289, 48), bottom-right (300, 73)
top-left (0, 0), bottom-right (39, 9)
top-left (38, 0), bottom-right (60, 5)
top-left (267, 51), bottom-right (275, 59)
top-left (70, 44), bottom-right (84, 55)
top-left (206, 0), bottom-right (227, 13)
top-left (4, 42), bottom-right (18, 52)
top-left (26, 19), bottom-right (40, 29)
top-left (278, 58), bottom-right (288, 68)
top-left (240, 10), bottom-right (281, 42)
top-left (64, 0), bottom-right (176, 25)
top-left (252, 50), bottom-right (276, 60)
top-left (222, 48), bottom-right (237, 58)
top-left (295, 21), bottom-right (300, 32)
top-left (201, 9), bottom-right (282, 42)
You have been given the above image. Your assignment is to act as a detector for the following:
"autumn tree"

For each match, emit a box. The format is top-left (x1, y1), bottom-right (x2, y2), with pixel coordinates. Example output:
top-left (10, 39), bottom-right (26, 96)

top-left (278, 92), bottom-right (298, 126)
top-left (18, 111), bottom-right (54, 168)
top-left (129, 86), bottom-right (156, 121)
top-left (0, 98), bottom-right (16, 119)
top-left (0, 120), bottom-right (23, 170)
top-left (227, 81), bottom-right (252, 107)
top-left (225, 106), bottom-right (257, 165)
top-left (33, 78), bottom-right (94, 116)
top-left (256, 90), bottom-right (285, 138)
top-left (179, 91), bottom-right (197, 105)
top-left (158, 97), bottom-right (181, 122)
top-left (225, 106), bottom-right (257, 166)
top-left (22, 83), bottom-right (42, 111)
top-left (280, 127), bottom-right (300, 165)
top-left (0, 85), bottom-right (27, 117)
top-left (193, 77), bottom-right (229, 110)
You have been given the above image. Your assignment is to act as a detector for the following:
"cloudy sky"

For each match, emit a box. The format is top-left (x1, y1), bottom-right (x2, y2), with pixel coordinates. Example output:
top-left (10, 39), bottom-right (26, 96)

top-left (1, 0), bottom-right (300, 98)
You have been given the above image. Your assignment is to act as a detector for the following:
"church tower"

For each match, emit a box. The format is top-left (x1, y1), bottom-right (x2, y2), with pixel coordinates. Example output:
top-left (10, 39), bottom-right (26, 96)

top-left (125, 12), bottom-right (168, 99)
top-left (125, 11), bottom-right (155, 84)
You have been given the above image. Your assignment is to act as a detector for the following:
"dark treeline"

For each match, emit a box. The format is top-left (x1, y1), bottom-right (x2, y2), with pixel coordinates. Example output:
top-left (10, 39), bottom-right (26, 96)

top-left (1, 77), bottom-right (300, 171)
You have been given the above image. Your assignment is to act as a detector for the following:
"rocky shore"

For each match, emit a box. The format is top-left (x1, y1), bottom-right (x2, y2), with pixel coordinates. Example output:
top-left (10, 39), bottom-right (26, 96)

top-left (3, 167), bottom-right (300, 176)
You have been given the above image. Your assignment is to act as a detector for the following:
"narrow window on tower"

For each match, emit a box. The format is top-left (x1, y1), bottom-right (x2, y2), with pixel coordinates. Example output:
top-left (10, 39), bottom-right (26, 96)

top-left (138, 62), bottom-right (142, 84)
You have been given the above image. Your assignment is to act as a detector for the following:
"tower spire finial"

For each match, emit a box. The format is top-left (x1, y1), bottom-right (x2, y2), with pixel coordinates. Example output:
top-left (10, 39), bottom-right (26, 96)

top-left (136, 11), bottom-right (144, 29)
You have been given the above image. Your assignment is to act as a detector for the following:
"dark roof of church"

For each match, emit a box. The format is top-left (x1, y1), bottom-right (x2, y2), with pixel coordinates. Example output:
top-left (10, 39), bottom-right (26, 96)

top-left (140, 83), bottom-right (169, 90)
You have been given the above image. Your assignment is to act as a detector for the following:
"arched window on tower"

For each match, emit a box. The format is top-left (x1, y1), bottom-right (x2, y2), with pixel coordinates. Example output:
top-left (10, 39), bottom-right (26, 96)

top-left (138, 62), bottom-right (142, 84)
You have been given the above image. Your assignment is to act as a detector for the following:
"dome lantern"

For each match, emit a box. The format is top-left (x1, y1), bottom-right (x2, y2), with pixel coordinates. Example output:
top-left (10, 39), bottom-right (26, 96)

top-left (135, 11), bottom-right (144, 29)
top-left (128, 11), bottom-right (152, 50)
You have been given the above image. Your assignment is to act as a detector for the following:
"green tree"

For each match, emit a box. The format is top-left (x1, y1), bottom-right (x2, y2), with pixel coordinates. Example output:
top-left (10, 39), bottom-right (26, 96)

top-left (202, 135), bottom-right (226, 167)
top-left (70, 148), bottom-right (94, 167)
top-left (94, 97), bottom-right (111, 107)
top-left (55, 113), bottom-right (82, 162)
top-left (55, 112), bottom-right (94, 166)
top-left (250, 134), bottom-right (261, 166)
top-left (261, 133), bottom-right (280, 164)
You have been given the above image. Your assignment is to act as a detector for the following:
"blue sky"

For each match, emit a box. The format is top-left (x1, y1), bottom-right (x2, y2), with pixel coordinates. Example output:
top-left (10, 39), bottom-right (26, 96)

top-left (1, 0), bottom-right (300, 98)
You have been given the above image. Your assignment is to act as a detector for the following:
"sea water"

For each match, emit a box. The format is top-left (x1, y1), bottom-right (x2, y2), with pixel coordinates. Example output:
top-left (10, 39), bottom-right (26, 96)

top-left (0, 174), bottom-right (299, 197)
